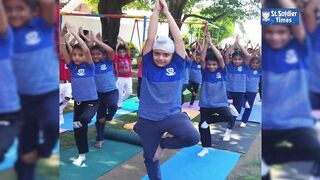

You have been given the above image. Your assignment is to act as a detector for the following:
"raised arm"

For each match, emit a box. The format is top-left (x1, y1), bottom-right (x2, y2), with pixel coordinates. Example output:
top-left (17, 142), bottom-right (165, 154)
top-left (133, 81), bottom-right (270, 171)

top-left (304, 0), bottom-right (319, 33)
top-left (117, 36), bottom-right (130, 56)
top-left (143, 0), bottom-right (161, 55)
top-left (59, 25), bottom-right (71, 64)
top-left (38, 0), bottom-right (56, 25)
top-left (79, 26), bottom-right (90, 43)
top-left (207, 33), bottom-right (225, 69)
top-left (0, 0), bottom-right (8, 35)
top-left (160, 0), bottom-right (185, 58)
top-left (94, 32), bottom-right (114, 61)
top-left (65, 33), bottom-right (73, 53)
top-left (200, 35), bottom-right (209, 69)
top-left (236, 36), bottom-right (251, 65)
top-left (279, 0), bottom-right (305, 43)
top-left (225, 40), bottom-right (237, 64)
top-left (66, 23), bottom-right (93, 64)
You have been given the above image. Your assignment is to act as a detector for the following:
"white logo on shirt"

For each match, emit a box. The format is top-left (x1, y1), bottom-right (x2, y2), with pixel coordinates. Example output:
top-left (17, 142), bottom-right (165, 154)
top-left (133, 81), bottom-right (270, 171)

top-left (77, 69), bottom-right (85, 76)
top-left (101, 64), bottom-right (107, 70)
top-left (166, 68), bottom-right (176, 76)
top-left (237, 66), bottom-right (243, 72)
top-left (64, 64), bottom-right (68, 70)
top-left (253, 70), bottom-right (258, 75)
top-left (216, 72), bottom-right (222, 79)
top-left (285, 49), bottom-right (298, 64)
top-left (197, 65), bottom-right (201, 69)
top-left (25, 31), bottom-right (41, 45)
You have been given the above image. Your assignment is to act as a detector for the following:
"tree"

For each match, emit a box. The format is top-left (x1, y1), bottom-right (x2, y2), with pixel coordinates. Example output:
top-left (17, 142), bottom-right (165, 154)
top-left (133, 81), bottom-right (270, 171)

top-left (96, 0), bottom-right (134, 49)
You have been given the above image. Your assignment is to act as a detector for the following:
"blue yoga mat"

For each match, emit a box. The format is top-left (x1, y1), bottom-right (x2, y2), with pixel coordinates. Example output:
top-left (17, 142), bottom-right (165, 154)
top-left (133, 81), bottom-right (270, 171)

top-left (236, 103), bottom-right (261, 123)
top-left (0, 140), bottom-right (59, 171)
top-left (141, 145), bottom-right (240, 180)
top-left (60, 109), bottom-right (134, 131)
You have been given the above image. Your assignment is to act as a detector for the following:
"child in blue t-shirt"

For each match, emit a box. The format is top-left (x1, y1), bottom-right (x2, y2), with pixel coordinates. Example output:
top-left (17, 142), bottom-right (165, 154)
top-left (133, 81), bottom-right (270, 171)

top-left (240, 56), bottom-right (261, 127)
top-left (90, 32), bottom-right (119, 148)
top-left (187, 49), bottom-right (202, 106)
top-left (133, 1), bottom-right (200, 179)
top-left (262, 0), bottom-right (320, 178)
top-left (3, 0), bottom-right (58, 178)
top-left (197, 32), bottom-right (235, 157)
top-left (181, 49), bottom-right (192, 104)
top-left (60, 24), bottom-right (98, 167)
top-left (304, 0), bottom-right (320, 117)
top-left (0, 0), bottom-right (22, 163)
top-left (225, 35), bottom-right (251, 126)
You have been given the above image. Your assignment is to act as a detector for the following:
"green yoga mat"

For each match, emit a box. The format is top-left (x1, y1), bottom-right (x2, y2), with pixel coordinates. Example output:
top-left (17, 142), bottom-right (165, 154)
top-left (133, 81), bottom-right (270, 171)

top-left (105, 128), bottom-right (142, 146)
top-left (60, 140), bottom-right (142, 180)
top-left (122, 97), bottom-right (140, 111)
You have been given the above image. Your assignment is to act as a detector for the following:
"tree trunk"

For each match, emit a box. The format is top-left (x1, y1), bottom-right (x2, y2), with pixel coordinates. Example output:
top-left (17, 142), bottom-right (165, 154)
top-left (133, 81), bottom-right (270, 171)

top-left (168, 0), bottom-right (188, 29)
top-left (98, 0), bottom-right (133, 49)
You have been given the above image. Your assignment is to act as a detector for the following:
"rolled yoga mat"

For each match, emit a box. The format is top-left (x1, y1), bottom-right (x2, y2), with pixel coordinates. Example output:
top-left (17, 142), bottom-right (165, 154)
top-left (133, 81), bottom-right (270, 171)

top-left (104, 129), bottom-right (142, 146)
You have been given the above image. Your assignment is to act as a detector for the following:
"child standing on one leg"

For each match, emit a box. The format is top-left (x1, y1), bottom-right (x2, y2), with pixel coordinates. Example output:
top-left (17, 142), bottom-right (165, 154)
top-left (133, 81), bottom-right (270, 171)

top-left (133, 1), bottom-right (200, 179)
top-left (59, 24), bottom-right (98, 167)
top-left (225, 35), bottom-right (251, 133)
top-left (187, 49), bottom-right (202, 107)
top-left (4, 0), bottom-right (59, 179)
top-left (0, 0), bottom-right (22, 163)
top-left (91, 32), bottom-right (119, 148)
top-left (240, 56), bottom-right (261, 127)
top-left (262, 0), bottom-right (320, 178)
top-left (198, 32), bottom-right (235, 156)
top-left (115, 36), bottom-right (133, 108)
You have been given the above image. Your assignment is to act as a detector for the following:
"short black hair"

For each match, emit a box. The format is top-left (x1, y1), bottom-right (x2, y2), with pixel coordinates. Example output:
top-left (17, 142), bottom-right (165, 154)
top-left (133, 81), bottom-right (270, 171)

top-left (72, 44), bottom-right (82, 51)
top-left (232, 50), bottom-right (245, 59)
top-left (205, 52), bottom-right (218, 63)
top-left (90, 45), bottom-right (106, 55)
top-left (117, 45), bottom-right (127, 52)
top-left (250, 56), bottom-right (261, 63)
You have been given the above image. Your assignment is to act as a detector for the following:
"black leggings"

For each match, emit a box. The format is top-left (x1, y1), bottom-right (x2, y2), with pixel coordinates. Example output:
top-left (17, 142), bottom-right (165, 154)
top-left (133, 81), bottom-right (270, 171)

top-left (73, 100), bottom-right (98, 154)
top-left (187, 80), bottom-right (200, 105)
top-left (262, 128), bottom-right (320, 166)
top-left (199, 107), bottom-right (234, 147)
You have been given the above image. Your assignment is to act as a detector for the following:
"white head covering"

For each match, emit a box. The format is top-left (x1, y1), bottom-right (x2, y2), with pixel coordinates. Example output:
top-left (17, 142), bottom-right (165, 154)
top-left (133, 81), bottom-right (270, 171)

top-left (153, 36), bottom-right (175, 54)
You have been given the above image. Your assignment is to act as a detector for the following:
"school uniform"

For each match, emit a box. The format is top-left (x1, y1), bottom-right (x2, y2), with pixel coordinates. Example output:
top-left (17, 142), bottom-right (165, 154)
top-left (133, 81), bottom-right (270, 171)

top-left (134, 51), bottom-right (200, 180)
top-left (114, 54), bottom-right (132, 107)
top-left (241, 66), bottom-right (261, 123)
top-left (94, 58), bottom-right (119, 141)
top-left (11, 16), bottom-right (59, 180)
top-left (309, 24), bottom-right (320, 110)
top-left (226, 63), bottom-right (247, 121)
top-left (0, 27), bottom-right (22, 163)
top-left (199, 68), bottom-right (234, 147)
top-left (137, 62), bottom-right (143, 99)
top-left (181, 58), bottom-right (191, 104)
top-left (68, 61), bottom-right (98, 154)
top-left (262, 37), bottom-right (320, 168)
top-left (187, 61), bottom-right (202, 105)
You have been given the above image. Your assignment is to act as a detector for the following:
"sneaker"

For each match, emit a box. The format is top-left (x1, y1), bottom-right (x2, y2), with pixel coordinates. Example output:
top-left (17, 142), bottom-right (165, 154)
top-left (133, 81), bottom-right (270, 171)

top-left (240, 122), bottom-right (247, 127)
top-left (72, 155), bottom-right (86, 167)
top-left (245, 101), bottom-right (251, 109)
top-left (229, 104), bottom-right (239, 116)
top-left (262, 160), bottom-right (270, 180)
top-left (200, 121), bottom-right (209, 129)
top-left (223, 129), bottom-right (232, 141)
top-left (197, 148), bottom-right (209, 157)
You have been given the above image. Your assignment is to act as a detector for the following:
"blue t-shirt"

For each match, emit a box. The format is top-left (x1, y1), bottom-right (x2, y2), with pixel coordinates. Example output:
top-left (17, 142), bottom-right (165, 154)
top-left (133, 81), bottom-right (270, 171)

top-left (189, 61), bottom-right (202, 84)
top-left (199, 68), bottom-right (228, 108)
top-left (182, 59), bottom-right (191, 85)
top-left (68, 61), bottom-right (98, 102)
top-left (262, 37), bottom-right (313, 130)
top-left (246, 66), bottom-right (261, 93)
top-left (226, 63), bottom-right (247, 92)
top-left (309, 24), bottom-right (320, 93)
top-left (12, 16), bottom-right (58, 95)
top-left (138, 51), bottom-right (185, 121)
top-left (94, 58), bottom-right (117, 93)
top-left (0, 27), bottom-right (20, 113)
